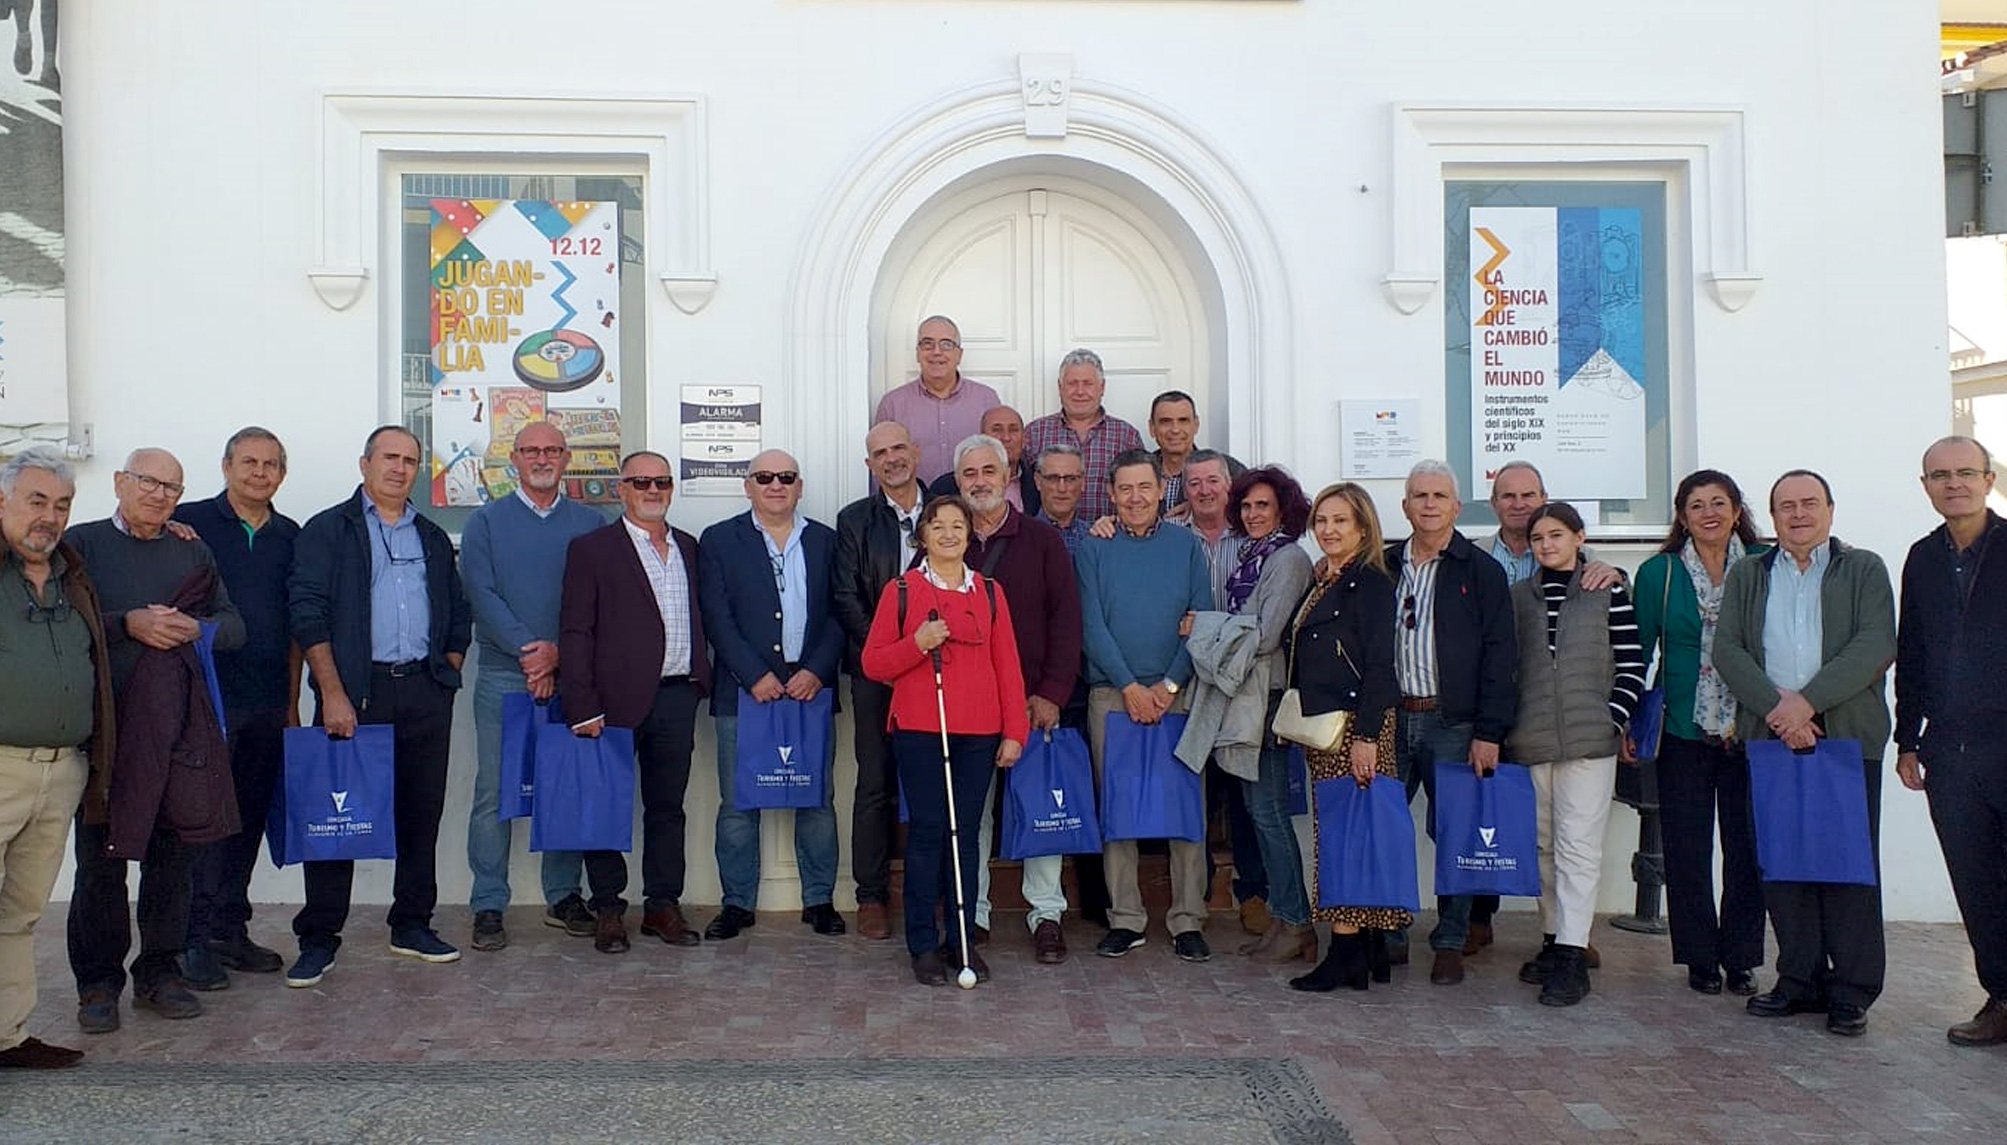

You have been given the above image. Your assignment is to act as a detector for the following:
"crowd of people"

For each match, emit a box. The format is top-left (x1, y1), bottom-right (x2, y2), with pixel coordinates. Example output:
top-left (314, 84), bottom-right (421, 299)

top-left (0, 314), bottom-right (2002, 1070)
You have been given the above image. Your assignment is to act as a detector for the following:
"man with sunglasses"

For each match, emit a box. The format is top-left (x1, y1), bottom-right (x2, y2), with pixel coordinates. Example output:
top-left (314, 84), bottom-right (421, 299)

top-left (285, 425), bottom-right (471, 988)
top-left (698, 450), bottom-right (847, 940)
top-left (558, 452), bottom-right (710, 953)
top-left (0, 448), bottom-right (109, 1068)
top-left (1381, 459), bottom-right (1518, 987)
top-left (64, 448), bottom-right (245, 1032)
top-left (460, 422), bottom-right (605, 953)
top-left (874, 315), bottom-right (1001, 486)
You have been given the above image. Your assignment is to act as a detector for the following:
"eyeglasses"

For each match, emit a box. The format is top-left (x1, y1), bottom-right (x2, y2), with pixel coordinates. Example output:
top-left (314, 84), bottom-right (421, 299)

top-left (373, 520), bottom-right (424, 567)
top-left (120, 471), bottom-right (185, 498)
top-left (622, 476), bottom-right (674, 491)
top-left (516, 445), bottom-right (569, 459)
top-left (750, 471), bottom-right (799, 486)
top-left (1038, 472), bottom-right (1084, 485)
top-left (1402, 594), bottom-right (1418, 630)
top-left (1925, 467), bottom-right (1990, 484)
top-left (916, 338), bottom-right (960, 353)
top-left (23, 600), bottom-right (72, 624)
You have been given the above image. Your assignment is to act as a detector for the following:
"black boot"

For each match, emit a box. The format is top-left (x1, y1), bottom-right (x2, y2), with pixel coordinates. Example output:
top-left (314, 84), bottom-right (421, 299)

top-left (1290, 930), bottom-right (1370, 992)
top-left (1365, 927), bottom-right (1392, 984)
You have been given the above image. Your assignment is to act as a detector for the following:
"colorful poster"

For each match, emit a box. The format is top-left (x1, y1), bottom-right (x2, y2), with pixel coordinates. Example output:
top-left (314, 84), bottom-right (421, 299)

top-left (1468, 206), bottom-right (1646, 500)
top-left (426, 198), bottom-right (622, 505)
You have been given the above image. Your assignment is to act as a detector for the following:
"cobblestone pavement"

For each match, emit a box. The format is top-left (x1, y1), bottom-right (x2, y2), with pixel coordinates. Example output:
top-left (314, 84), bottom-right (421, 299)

top-left (7, 906), bottom-right (2000, 1143)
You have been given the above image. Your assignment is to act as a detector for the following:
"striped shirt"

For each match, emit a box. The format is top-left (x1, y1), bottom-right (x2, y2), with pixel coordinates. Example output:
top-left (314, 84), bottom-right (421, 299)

top-left (1394, 544), bottom-right (1442, 697)
top-left (1535, 566), bottom-right (1647, 728)
top-left (622, 517), bottom-right (693, 676)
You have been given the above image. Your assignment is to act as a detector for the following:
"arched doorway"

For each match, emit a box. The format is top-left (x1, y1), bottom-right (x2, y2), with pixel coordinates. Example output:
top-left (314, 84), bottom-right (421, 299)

top-left (872, 175), bottom-right (1212, 441)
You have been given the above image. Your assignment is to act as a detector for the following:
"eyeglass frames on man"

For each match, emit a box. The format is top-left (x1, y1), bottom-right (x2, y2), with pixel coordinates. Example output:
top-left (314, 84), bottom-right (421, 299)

top-left (1924, 467), bottom-right (1990, 484)
top-left (119, 471), bottom-right (185, 498)
top-left (750, 470), bottom-right (799, 486)
top-left (916, 337), bottom-right (959, 352)
top-left (516, 445), bottom-right (569, 459)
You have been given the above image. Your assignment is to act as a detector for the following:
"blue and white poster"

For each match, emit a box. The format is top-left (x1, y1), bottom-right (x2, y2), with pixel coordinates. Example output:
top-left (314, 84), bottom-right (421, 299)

top-left (1468, 206), bottom-right (1646, 500)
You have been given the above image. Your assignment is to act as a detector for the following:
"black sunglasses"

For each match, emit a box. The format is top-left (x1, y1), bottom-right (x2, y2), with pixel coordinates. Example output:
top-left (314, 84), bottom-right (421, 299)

top-left (750, 470), bottom-right (799, 486)
top-left (623, 476), bottom-right (674, 491)
top-left (1402, 594), bottom-right (1417, 630)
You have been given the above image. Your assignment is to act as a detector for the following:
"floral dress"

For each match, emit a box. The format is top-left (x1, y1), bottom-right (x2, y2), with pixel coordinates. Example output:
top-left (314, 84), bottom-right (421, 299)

top-left (1292, 570), bottom-right (1410, 931)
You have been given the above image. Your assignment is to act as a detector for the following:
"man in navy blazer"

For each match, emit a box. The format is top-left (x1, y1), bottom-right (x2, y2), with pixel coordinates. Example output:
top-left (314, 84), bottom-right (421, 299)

top-left (698, 449), bottom-right (847, 941)
top-left (558, 451), bottom-right (711, 954)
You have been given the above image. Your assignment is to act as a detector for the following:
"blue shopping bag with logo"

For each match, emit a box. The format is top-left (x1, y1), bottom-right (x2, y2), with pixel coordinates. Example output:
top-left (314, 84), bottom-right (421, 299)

top-left (1287, 745), bottom-right (1310, 817)
top-left (1001, 728), bottom-right (1102, 859)
top-left (733, 690), bottom-right (834, 811)
top-left (1313, 775), bottom-right (1421, 912)
top-left (1432, 763), bottom-right (1540, 897)
top-left (270, 726), bottom-right (397, 865)
top-left (1747, 738), bottom-right (1878, 886)
top-left (1099, 712), bottom-right (1204, 843)
top-left (498, 693), bottom-right (566, 822)
top-left (529, 724), bottom-right (636, 852)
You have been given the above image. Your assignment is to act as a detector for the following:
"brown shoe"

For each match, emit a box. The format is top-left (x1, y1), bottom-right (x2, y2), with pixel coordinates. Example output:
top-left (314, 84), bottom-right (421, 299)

top-left (0, 1036), bottom-right (84, 1069)
top-left (1238, 897), bottom-right (1272, 936)
top-left (1430, 949), bottom-right (1466, 985)
top-left (640, 905), bottom-right (701, 947)
top-left (594, 911), bottom-right (630, 954)
top-left (1950, 997), bottom-right (2007, 1047)
top-left (1585, 943), bottom-right (1601, 969)
top-left (1033, 920), bottom-right (1068, 964)
top-left (857, 902), bottom-right (892, 941)
top-left (1462, 921), bottom-right (1494, 956)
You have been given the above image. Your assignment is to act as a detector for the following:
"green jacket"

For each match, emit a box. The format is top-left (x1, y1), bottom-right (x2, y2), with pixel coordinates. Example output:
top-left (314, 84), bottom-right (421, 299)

top-left (1633, 544), bottom-right (1770, 742)
top-left (1711, 538), bottom-right (1895, 758)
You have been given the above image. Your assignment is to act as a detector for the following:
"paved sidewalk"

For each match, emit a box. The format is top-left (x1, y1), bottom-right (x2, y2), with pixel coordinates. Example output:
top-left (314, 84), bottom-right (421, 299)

top-left (9, 905), bottom-right (2001, 1143)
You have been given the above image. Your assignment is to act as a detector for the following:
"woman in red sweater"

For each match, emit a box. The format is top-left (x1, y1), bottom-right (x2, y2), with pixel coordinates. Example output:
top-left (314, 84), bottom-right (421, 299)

top-left (862, 495), bottom-right (1030, 986)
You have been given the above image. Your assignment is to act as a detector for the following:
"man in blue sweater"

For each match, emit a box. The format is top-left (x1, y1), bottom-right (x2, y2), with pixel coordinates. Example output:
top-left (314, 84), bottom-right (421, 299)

top-left (460, 422), bottom-right (605, 952)
top-left (1076, 449), bottom-right (1214, 962)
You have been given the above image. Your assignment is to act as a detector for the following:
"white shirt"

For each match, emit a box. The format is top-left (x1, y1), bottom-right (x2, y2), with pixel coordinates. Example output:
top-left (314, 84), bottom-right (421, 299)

top-left (622, 516), bottom-right (693, 676)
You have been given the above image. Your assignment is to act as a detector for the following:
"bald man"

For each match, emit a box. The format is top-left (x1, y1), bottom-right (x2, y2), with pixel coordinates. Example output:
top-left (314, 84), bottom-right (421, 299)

top-left (697, 450), bottom-right (848, 941)
top-left (928, 405), bottom-right (1041, 516)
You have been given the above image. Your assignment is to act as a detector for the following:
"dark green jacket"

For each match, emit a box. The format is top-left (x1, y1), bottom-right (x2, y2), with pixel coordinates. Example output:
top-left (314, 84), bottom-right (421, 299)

top-left (1632, 544), bottom-right (1770, 742)
top-left (1712, 538), bottom-right (1895, 759)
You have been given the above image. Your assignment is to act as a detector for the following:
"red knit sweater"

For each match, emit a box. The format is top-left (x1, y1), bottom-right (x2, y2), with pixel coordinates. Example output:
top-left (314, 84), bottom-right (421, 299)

top-left (860, 570), bottom-right (1031, 747)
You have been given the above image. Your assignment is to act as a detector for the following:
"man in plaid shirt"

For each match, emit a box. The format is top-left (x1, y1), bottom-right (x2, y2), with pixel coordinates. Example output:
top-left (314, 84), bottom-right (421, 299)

top-left (1021, 349), bottom-right (1144, 523)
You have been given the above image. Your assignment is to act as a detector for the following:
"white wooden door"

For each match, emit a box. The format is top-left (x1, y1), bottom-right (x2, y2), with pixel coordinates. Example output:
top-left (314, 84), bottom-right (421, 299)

top-left (876, 182), bottom-right (1209, 436)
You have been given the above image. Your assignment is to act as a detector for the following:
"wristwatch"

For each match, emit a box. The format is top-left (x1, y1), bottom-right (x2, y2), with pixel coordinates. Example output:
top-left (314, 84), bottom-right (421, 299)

top-left (1161, 679), bottom-right (1180, 695)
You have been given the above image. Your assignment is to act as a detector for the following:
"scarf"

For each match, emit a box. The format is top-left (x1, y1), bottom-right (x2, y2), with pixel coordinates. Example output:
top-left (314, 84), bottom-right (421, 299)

top-left (1681, 535), bottom-right (1746, 738)
top-left (1225, 531), bottom-right (1295, 614)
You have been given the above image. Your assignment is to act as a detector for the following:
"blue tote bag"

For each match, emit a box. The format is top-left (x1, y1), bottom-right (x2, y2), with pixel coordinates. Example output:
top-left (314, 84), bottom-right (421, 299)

top-left (733, 690), bottom-right (834, 811)
top-left (1001, 728), bottom-right (1103, 859)
top-left (270, 726), bottom-right (397, 865)
top-left (1432, 763), bottom-right (1541, 897)
top-left (1313, 775), bottom-right (1421, 912)
top-left (498, 693), bottom-right (566, 822)
top-left (1747, 738), bottom-right (1878, 886)
top-left (1099, 712), bottom-right (1204, 843)
top-left (529, 724), bottom-right (636, 852)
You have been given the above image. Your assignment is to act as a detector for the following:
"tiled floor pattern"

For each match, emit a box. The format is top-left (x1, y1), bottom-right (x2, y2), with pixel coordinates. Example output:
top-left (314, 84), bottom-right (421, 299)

top-left (9, 905), bottom-right (2002, 1143)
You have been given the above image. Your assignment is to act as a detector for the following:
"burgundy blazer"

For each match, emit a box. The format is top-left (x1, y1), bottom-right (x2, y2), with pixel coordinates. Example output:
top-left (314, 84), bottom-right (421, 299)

top-left (558, 521), bottom-right (710, 728)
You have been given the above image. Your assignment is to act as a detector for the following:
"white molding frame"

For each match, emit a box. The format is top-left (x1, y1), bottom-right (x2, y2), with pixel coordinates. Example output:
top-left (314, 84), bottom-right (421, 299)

top-left (1384, 103), bottom-right (1758, 314)
top-left (784, 77), bottom-right (1292, 510)
top-left (311, 92), bottom-right (712, 311)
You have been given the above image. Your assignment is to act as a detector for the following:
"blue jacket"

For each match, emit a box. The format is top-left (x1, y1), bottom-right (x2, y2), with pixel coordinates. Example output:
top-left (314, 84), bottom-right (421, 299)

top-left (697, 511), bottom-right (845, 716)
top-left (289, 487), bottom-right (472, 713)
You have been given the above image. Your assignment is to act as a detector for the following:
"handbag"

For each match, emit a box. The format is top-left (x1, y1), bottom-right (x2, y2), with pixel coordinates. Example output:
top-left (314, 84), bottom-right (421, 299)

top-left (270, 726), bottom-right (398, 865)
top-left (498, 693), bottom-right (565, 822)
top-left (1628, 561), bottom-right (1673, 764)
top-left (1271, 612), bottom-right (1355, 751)
top-left (1000, 728), bottom-right (1103, 859)
top-left (732, 690), bottom-right (835, 811)
top-left (529, 723), bottom-right (637, 852)
top-left (1746, 738), bottom-right (1877, 885)
top-left (1312, 775), bottom-right (1420, 911)
top-left (1099, 712), bottom-right (1204, 842)
top-left (1432, 763), bottom-right (1541, 897)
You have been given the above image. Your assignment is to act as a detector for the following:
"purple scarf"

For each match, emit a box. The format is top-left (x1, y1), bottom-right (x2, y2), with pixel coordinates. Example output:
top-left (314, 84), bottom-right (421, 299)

top-left (1224, 531), bottom-right (1296, 614)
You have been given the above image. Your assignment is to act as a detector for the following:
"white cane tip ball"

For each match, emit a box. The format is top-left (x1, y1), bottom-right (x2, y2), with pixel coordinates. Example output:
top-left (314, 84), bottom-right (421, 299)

top-left (957, 968), bottom-right (978, 989)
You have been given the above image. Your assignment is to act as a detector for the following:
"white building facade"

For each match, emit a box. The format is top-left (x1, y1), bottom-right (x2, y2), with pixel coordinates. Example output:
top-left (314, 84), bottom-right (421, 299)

top-left (14, 1), bottom-right (1959, 918)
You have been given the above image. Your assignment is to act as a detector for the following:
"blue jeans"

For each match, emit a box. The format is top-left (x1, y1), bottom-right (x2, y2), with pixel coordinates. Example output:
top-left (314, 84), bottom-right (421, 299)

top-left (1240, 737), bottom-right (1309, 927)
top-left (1397, 708), bottom-right (1474, 952)
top-left (713, 713), bottom-right (839, 910)
top-left (468, 657), bottom-right (582, 913)
top-left (893, 731), bottom-right (996, 957)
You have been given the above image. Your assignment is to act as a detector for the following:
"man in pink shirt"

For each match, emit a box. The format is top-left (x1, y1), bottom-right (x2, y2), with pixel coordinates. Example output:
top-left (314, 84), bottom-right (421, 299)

top-left (873, 316), bottom-right (1002, 486)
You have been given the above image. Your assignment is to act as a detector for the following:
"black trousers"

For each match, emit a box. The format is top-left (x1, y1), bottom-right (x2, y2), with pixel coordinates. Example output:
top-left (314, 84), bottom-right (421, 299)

top-left (67, 821), bottom-right (196, 995)
top-left (1657, 734), bottom-right (1765, 973)
top-left (188, 706), bottom-right (286, 946)
top-left (848, 676), bottom-right (899, 905)
top-left (584, 680), bottom-right (699, 913)
top-left (1766, 750), bottom-right (1885, 1010)
top-left (1921, 730), bottom-right (2007, 1000)
top-left (292, 669), bottom-right (454, 950)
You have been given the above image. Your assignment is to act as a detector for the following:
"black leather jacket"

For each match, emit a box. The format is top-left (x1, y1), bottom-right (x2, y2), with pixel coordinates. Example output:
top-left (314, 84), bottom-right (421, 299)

top-left (833, 494), bottom-right (914, 673)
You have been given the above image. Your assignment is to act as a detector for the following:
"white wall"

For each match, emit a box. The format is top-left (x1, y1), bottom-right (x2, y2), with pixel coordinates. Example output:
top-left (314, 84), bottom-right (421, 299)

top-left (44, 0), bottom-right (1959, 920)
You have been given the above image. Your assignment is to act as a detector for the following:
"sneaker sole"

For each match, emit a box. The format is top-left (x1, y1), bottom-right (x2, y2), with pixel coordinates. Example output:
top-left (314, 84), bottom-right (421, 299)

top-left (183, 976), bottom-right (230, 993)
top-left (1176, 948), bottom-right (1213, 963)
top-left (470, 935), bottom-right (509, 952)
top-left (285, 962), bottom-right (332, 988)
top-left (1096, 940), bottom-right (1147, 958)
top-left (388, 944), bottom-right (462, 964)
